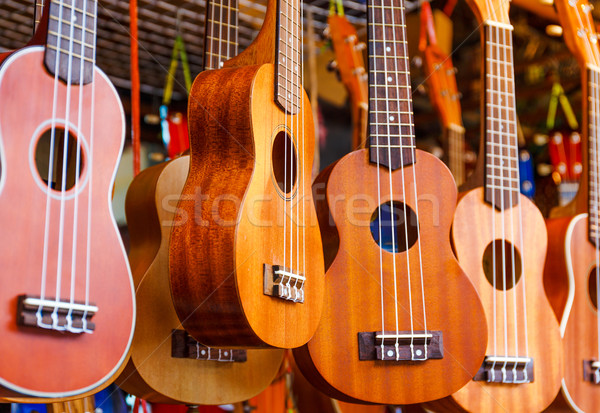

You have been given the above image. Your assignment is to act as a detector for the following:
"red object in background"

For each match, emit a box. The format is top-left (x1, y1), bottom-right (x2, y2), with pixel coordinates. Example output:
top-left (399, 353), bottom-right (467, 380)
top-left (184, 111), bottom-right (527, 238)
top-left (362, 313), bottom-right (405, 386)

top-left (548, 130), bottom-right (582, 182)
top-left (167, 111), bottom-right (190, 159)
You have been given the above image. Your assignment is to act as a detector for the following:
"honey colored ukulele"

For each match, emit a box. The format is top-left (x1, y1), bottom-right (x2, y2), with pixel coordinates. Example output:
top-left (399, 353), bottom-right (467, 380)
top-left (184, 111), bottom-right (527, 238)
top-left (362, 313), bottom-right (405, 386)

top-left (118, 155), bottom-right (284, 404)
top-left (419, 1), bottom-right (466, 187)
top-left (292, 0), bottom-right (487, 405)
top-left (543, 1), bottom-right (600, 411)
top-left (326, 12), bottom-right (368, 150)
top-left (426, 0), bottom-right (562, 412)
top-left (169, 0), bottom-right (324, 349)
top-left (0, 0), bottom-right (135, 398)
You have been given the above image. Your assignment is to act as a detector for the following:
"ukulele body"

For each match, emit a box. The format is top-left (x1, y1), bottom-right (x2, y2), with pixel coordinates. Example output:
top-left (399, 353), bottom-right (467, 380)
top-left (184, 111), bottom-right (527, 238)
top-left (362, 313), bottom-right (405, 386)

top-left (293, 149), bottom-right (487, 405)
top-left (433, 187), bottom-right (562, 412)
top-left (545, 213), bottom-right (600, 413)
top-left (169, 63), bottom-right (324, 349)
top-left (0, 47), bottom-right (134, 397)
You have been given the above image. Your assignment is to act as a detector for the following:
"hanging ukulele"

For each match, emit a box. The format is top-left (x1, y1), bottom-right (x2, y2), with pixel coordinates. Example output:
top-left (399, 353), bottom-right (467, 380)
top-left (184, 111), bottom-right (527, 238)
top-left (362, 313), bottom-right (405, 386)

top-left (117, 0), bottom-right (284, 403)
top-left (292, 0), bottom-right (487, 404)
top-left (544, 0), bottom-right (600, 411)
top-left (426, 0), bottom-right (562, 411)
top-left (419, 1), bottom-right (467, 187)
top-left (168, 0), bottom-right (324, 349)
top-left (0, 0), bottom-right (135, 398)
top-left (326, 0), bottom-right (368, 150)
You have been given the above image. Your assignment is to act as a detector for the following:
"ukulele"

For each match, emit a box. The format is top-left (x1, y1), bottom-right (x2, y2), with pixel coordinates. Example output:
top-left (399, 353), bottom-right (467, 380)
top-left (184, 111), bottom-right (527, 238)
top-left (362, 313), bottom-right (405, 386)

top-left (118, 1), bottom-right (284, 400)
top-left (419, 1), bottom-right (467, 187)
top-left (426, 0), bottom-right (562, 412)
top-left (292, 0), bottom-right (487, 404)
top-left (543, 0), bottom-right (600, 411)
top-left (0, 0), bottom-right (135, 398)
top-left (326, 12), bottom-right (368, 150)
top-left (169, 0), bottom-right (324, 349)
top-left (548, 130), bottom-right (582, 206)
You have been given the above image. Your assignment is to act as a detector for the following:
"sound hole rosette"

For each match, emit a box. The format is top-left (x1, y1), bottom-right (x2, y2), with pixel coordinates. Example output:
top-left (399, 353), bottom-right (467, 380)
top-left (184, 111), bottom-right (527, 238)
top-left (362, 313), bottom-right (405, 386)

top-left (29, 118), bottom-right (90, 200)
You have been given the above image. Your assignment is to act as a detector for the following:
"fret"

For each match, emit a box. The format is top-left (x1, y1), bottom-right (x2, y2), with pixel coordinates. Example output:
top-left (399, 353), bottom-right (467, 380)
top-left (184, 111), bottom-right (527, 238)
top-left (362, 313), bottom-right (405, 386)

top-left (487, 175), bottom-right (520, 184)
top-left (48, 30), bottom-right (93, 49)
top-left (210, 3), bottom-right (238, 11)
top-left (368, 22), bottom-right (407, 28)
top-left (369, 97), bottom-right (412, 102)
top-left (370, 144), bottom-right (415, 149)
top-left (369, 39), bottom-right (408, 44)
top-left (57, 1), bottom-right (95, 18)
top-left (371, 55), bottom-right (409, 59)
top-left (485, 183), bottom-right (520, 192)
top-left (206, 19), bottom-right (237, 30)
top-left (371, 70), bottom-right (411, 75)
top-left (46, 44), bottom-right (94, 63)
top-left (49, 15), bottom-right (94, 34)
top-left (206, 35), bottom-right (236, 45)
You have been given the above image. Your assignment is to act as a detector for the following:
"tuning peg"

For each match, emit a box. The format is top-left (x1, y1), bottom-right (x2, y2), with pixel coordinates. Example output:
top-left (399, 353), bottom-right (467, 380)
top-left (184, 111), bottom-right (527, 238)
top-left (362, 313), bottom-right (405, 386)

top-left (361, 73), bottom-right (369, 82)
top-left (327, 60), bottom-right (338, 72)
top-left (345, 34), bottom-right (357, 44)
top-left (412, 56), bottom-right (423, 69)
top-left (353, 67), bottom-right (366, 76)
top-left (323, 26), bottom-right (330, 39)
top-left (355, 42), bottom-right (367, 51)
top-left (416, 84), bottom-right (427, 95)
top-left (447, 67), bottom-right (458, 76)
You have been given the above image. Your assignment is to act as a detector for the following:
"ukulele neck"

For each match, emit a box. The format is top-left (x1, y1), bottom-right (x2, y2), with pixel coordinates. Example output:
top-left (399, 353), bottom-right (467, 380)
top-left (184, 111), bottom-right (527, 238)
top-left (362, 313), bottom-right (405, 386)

top-left (204, 0), bottom-right (239, 70)
top-left (275, 0), bottom-right (302, 114)
top-left (586, 65), bottom-right (600, 245)
top-left (446, 123), bottom-right (466, 186)
top-left (34, 0), bottom-right (45, 33)
top-left (483, 21), bottom-right (520, 211)
top-left (44, 0), bottom-right (97, 86)
top-left (367, 0), bottom-right (415, 171)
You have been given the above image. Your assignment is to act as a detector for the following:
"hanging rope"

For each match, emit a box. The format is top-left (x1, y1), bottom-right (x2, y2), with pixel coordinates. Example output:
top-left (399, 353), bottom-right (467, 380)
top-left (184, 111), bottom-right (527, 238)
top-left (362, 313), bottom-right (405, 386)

top-left (130, 0), bottom-right (141, 176)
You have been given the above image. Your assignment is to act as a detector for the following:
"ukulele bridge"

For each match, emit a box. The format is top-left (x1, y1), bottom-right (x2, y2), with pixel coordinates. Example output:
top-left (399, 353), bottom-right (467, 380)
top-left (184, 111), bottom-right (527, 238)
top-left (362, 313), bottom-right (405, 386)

top-left (584, 360), bottom-right (600, 384)
top-left (358, 331), bottom-right (443, 361)
top-left (474, 355), bottom-right (534, 384)
top-left (263, 264), bottom-right (305, 303)
top-left (171, 330), bottom-right (247, 362)
top-left (17, 295), bottom-right (96, 333)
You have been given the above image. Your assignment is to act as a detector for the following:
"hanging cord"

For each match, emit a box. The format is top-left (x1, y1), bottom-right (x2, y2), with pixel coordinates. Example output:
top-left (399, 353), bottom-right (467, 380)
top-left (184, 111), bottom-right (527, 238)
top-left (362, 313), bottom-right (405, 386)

top-left (418, 0), bottom-right (437, 52)
top-left (546, 81), bottom-right (579, 131)
top-left (130, 0), bottom-right (141, 176)
top-left (160, 21), bottom-right (192, 153)
top-left (442, 0), bottom-right (457, 17)
top-left (328, 0), bottom-right (344, 16)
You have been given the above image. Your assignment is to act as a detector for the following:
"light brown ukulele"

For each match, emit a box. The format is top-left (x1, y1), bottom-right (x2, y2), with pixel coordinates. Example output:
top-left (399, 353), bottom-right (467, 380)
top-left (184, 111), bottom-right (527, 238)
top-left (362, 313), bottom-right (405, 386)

top-left (543, 0), bottom-right (600, 412)
top-left (426, 0), bottom-right (562, 412)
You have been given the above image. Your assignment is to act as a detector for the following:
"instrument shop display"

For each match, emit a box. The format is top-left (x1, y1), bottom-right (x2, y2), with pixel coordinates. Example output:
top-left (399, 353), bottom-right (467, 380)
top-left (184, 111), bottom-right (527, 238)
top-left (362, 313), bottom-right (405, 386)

top-left (3, 0), bottom-right (600, 412)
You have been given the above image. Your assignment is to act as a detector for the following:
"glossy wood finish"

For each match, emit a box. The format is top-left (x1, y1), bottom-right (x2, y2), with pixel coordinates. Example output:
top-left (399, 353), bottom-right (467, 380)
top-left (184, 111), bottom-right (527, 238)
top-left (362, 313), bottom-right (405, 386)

top-left (545, 214), bottom-right (600, 412)
top-left (118, 156), bottom-right (284, 403)
top-left (47, 395), bottom-right (95, 413)
top-left (169, 62), bottom-right (324, 348)
top-left (428, 188), bottom-right (563, 412)
top-left (293, 149), bottom-right (487, 405)
top-left (0, 47), bottom-right (134, 397)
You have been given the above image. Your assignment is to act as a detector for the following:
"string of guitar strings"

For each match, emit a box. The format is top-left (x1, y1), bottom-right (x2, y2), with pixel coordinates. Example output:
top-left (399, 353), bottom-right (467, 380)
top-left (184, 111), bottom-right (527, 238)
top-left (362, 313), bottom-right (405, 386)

top-left (301, 0), bottom-right (306, 303)
top-left (399, 0), bottom-right (429, 360)
top-left (378, 0), bottom-right (406, 359)
top-left (282, 0), bottom-right (289, 298)
top-left (582, 3), bottom-right (600, 369)
top-left (66, 0), bottom-right (91, 333)
top-left (368, 0), bottom-right (386, 359)
top-left (294, 0), bottom-right (299, 300)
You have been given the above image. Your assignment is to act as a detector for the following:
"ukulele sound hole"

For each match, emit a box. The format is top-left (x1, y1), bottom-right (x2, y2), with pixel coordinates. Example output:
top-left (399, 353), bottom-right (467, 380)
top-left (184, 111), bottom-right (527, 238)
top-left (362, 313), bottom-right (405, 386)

top-left (589, 268), bottom-right (598, 310)
top-left (272, 131), bottom-right (298, 195)
top-left (35, 127), bottom-right (84, 191)
top-left (370, 201), bottom-right (418, 253)
top-left (482, 240), bottom-right (523, 290)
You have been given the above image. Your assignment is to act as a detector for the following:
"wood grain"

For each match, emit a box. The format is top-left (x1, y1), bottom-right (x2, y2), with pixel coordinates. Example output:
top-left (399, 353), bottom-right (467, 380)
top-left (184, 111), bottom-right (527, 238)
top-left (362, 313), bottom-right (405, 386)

top-left (0, 47), bottom-right (134, 398)
top-left (117, 155), bottom-right (284, 404)
top-left (169, 63), bottom-right (324, 348)
top-left (428, 188), bottom-right (563, 413)
top-left (551, 214), bottom-right (600, 413)
top-left (293, 149), bottom-right (488, 405)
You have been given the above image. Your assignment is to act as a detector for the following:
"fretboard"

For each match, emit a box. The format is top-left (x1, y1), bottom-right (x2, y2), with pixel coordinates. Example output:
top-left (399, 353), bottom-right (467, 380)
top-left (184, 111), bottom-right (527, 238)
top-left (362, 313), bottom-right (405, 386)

top-left (367, 0), bottom-right (415, 170)
top-left (587, 66), bottom-right (600, 245)
top-left (447, 123), bottom-right (466, 186)
top-left (275, 0), bottom-right (302, 114)
top-left (34, 0), bottom-right (44, 33)
top-left (483, 22), bottom-right (519, 210)
top-left (44, 0), bottom-right (96, 86)
top-left (204, 0), bottom-right (238, 70)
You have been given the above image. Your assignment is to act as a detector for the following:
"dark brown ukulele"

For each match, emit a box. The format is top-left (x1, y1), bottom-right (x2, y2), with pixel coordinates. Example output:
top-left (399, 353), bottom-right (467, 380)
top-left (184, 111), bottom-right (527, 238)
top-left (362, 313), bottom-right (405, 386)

top-left (168, 0), bottom-right (324, 349)
top-left (292, 0), bottom-right (487, 405)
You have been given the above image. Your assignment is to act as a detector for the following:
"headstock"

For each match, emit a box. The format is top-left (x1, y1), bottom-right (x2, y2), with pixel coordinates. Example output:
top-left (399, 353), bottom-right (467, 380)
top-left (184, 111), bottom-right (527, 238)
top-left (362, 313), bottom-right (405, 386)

top-left (326, 14), bottom-right (368, 108)
top-left (555, 0), bottom-right (600, 68)
top-left (466, 0), bottom-right (511, 25)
